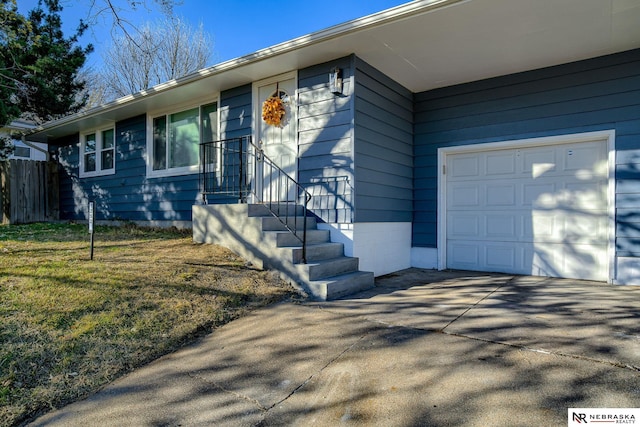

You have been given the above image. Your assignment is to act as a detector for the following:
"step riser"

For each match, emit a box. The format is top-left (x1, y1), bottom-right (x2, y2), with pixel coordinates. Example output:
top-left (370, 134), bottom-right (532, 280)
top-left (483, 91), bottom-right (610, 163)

top-left (276, 230), bottom-right (330, 247)
top-left (301, 271), bottom-right (374, 301)
top-left (302, 258), bottom-right (360, 281)
top-left (248, 204), bottom-right (305, 217)
top-left (291, 243), bottom-right (344, 264)
top-left (323, 272), bottom-right (375, 300)
top-left (261, 216), bottom-right (317, 231)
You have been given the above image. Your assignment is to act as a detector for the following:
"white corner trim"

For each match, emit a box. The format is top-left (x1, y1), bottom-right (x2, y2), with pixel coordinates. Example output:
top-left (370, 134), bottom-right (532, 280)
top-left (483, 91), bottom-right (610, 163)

top-left (606, 130), bottom-right (617, 284)
top-left (411, 247), bottom-right (438, 269)
top-left (615, 257), bottom-right (640, 285)
top-left (317, 222), bottom-right (413, 277)
top-left (352, 222), bottom-right (412, 277)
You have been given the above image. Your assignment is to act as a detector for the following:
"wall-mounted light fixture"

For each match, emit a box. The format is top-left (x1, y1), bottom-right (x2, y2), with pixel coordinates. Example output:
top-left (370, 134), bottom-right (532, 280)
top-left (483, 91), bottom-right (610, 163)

top-left (329, 67), bottom-right (343, 95)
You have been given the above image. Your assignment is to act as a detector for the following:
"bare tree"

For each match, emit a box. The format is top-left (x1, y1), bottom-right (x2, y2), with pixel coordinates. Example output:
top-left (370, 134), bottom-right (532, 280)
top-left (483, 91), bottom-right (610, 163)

top-left (93, 16), bottom-right (213, 103)
top-left (84, 0), bottom-right (179, 42)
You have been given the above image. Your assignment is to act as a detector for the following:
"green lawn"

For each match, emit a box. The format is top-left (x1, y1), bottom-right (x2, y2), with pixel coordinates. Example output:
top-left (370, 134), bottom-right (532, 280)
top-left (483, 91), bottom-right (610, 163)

top-left (0, 223), bottom-right (295, 426)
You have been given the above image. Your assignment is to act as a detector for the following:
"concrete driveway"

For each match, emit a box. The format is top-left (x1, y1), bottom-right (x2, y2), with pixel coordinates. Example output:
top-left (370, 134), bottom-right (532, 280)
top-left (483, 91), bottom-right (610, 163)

top-left (31, 269), bottom-right (640, 426)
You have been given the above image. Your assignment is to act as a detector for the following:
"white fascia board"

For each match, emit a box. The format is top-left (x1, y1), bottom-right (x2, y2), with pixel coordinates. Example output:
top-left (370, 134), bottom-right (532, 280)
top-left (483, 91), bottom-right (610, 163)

top-left (30, 0), bottom-right (460, 139)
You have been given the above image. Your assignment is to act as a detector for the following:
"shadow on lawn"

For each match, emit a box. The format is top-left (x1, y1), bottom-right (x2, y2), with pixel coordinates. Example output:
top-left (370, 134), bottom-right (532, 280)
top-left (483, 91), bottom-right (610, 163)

top-left (29, 269), bottom-right (640, 426)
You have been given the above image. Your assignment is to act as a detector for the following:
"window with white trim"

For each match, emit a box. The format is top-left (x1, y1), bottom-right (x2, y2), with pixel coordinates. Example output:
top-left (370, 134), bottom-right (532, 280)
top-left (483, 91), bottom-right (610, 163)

top-left (80, 128), bottom-right (115, 177)
top-left (148, 101), bottom-right (218, 177)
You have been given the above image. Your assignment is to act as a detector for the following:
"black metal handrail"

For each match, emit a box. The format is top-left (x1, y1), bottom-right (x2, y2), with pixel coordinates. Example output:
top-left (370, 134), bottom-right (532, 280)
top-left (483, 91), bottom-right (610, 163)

top-left (200, 136), bottom-right (312, 263)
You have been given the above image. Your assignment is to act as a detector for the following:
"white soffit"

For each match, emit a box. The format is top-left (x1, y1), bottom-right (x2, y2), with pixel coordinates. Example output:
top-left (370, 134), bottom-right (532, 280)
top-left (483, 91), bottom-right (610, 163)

top-left (34, 0), bottom-right (640, 139)
top-left (339, 0), bottom-right (640, 91)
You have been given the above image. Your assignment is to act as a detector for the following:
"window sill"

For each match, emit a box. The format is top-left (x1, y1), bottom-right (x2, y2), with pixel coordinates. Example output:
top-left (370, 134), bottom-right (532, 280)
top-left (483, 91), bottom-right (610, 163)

top-left (147, 166), bottom-right (199, 179)
top-left (79, 169), bottom-right (116, 179)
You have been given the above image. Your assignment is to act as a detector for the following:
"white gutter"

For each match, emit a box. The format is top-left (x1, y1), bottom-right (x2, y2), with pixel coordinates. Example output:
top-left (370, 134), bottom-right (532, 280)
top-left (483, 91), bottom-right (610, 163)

top-left (3, 121), bottom-right (50, 161)
top-left (21, 135), bottom-right (49, 161)
top-left (29, 0), bottom-right (464, 136)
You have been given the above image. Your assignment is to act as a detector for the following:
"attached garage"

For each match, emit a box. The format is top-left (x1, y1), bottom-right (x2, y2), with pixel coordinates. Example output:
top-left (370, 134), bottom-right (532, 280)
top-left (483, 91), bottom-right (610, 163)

top-left (438, 131), bottom-right (614, 282)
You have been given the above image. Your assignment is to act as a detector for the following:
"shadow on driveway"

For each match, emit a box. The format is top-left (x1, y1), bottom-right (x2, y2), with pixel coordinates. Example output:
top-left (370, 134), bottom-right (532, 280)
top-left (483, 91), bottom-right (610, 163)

top-left (31, 268), bottom-right (640, 427)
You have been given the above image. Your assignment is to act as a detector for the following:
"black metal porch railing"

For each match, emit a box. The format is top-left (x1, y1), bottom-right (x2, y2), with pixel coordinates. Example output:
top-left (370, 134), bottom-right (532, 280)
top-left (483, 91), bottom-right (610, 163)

top-left (200, 136), bottom-right (312, 263)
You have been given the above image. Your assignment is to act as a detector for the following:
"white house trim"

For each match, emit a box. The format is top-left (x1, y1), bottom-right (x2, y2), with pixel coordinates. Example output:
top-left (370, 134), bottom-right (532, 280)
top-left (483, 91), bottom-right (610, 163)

top-left (410, 247), bottom-right (438, 270)
top-left (317, 222), bottom-right (412, 277)
top-left (353, 222), bottom-right (412, 277)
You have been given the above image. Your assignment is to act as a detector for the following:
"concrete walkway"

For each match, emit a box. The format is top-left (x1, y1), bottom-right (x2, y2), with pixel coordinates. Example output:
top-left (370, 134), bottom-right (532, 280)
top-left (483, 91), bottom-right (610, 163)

top-left (31, 269), bottom-right (640, 426)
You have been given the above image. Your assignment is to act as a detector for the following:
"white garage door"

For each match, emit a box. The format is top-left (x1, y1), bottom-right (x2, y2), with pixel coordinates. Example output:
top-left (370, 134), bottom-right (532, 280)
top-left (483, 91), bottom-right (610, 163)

top-left (445, 139), bottom-right (609, 281)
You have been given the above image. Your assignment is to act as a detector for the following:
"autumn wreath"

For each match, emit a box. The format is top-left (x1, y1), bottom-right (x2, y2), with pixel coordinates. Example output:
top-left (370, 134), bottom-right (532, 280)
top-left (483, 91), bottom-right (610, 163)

top-left (262, 95), bottom-right (286, 127)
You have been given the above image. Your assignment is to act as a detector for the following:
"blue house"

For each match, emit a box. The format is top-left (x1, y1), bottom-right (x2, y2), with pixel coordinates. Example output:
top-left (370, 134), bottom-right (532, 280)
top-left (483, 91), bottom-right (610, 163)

top-left (31, 0), bottom-right (640, 298)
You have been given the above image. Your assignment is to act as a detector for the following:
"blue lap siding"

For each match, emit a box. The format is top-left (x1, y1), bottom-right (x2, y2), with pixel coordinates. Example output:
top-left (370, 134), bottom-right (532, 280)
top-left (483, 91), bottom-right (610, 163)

top-left (297, 55), bottom-right (413, 224)
top-left (353, 57), bottom-right (413, 223)
top-left (55, 84), bottom-right (255, 221)
top-left (413, 48), bottom-right (640, 261)
top-left (298, 56), bottom-right (355, 223)
top-left (220, 84), bottom-right (252, 140)
top-left (56, 114), bottom-right (200, 222)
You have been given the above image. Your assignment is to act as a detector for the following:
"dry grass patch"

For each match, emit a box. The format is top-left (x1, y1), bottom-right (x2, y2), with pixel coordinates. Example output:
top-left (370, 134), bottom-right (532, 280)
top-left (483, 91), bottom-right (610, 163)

top-left (0, 223), bottom-right (296, 426)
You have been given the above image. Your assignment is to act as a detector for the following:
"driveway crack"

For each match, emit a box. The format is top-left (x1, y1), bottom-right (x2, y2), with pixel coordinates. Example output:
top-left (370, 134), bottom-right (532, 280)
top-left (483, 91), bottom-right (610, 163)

top-left (265, 333), bottom-right (370, 411)
top-left (440, 276), bottom-right (515, 332)
top-left (187, 371), bottom-right (269, 412)
top-left (439, 329), bottom-right (640, 373)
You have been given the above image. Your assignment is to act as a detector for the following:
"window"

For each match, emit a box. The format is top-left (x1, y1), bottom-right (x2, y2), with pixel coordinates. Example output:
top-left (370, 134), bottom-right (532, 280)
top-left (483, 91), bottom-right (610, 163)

top-left (148, 101), bottom-right (218, 177)
top-left (13, 146), bottom-right (31, 158)
top-left (80, 128), bottom-right (115, 177)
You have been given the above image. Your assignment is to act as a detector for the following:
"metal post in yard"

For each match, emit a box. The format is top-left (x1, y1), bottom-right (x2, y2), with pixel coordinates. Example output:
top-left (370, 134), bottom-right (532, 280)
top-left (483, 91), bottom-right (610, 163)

top-left (88, 200), bottom-right (95, 260)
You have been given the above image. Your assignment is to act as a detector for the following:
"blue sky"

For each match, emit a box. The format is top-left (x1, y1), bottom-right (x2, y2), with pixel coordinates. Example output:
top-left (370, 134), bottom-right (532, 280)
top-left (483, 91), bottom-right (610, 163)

top-left (18, 0), bottom-right (408, 69)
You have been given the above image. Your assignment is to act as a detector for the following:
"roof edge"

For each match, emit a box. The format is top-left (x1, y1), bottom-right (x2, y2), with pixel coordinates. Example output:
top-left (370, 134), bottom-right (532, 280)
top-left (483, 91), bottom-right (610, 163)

top-left (31, 0), bottom-right (463, 136)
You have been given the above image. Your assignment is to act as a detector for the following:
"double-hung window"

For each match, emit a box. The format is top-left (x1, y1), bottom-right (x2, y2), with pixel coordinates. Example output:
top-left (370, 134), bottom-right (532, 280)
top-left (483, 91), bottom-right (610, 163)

top-left (148, 101), bottom-right (218, 177)
top-left (80, 128), bottom-right (115, 177)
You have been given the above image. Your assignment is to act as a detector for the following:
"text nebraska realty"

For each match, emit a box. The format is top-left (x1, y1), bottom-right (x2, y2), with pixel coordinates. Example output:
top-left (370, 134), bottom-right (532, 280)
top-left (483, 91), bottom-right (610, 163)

top-left (574, 412), bottom-right (636, 424)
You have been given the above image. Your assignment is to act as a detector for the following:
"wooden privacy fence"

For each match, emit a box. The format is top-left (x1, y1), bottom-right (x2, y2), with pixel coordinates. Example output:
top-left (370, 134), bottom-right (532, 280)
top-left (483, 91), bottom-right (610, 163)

top-left (1, 159), bottom-right (59, 224)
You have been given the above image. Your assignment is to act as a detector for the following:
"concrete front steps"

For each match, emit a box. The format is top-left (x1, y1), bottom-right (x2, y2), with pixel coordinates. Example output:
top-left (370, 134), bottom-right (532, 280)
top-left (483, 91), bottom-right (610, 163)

top-left (192, 204), bottom-right (374, 300)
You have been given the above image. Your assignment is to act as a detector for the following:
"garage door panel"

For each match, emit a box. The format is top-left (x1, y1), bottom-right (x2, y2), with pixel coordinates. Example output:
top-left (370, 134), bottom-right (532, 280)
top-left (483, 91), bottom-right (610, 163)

top-left (486, 151), bottom-right (516, 175)
top-left (486, 183), bottom-right (516, 206)
top-left (526, 213), bottom-right (557, 240)
top-left (450, 155), bottom-right (479, 177)
top-left (485, 245), bottom-right (517, 270)
top-left (449, 183), bottom-right (480, 207)
top-left (532, 243), bottom-right (608, 281)
top-left (563, 182), bottom-right (607, 208)
top-left (523, 182), bottom-right (557, 207)
top-left (523, 148), bottom-right (557, 177)
top-left (525, 211), bottom-right (607, 244)
top-left (445, 139), bottom-right (608, 281)
top-left (449, 214), bottom-right (479, 237)
top-left (448, 243), bottom-right (480, 266)
top-left (564, 143), bottom-right (607, 174)
top-left (562, 213), bottom-right (608, 242)
top-left (486, 215), bottom-right (516, 239)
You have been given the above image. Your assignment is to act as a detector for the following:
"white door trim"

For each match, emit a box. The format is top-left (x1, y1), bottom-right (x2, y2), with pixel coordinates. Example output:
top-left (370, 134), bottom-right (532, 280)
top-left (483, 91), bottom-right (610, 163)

top-left (437, 130), bottom-right (616, 283)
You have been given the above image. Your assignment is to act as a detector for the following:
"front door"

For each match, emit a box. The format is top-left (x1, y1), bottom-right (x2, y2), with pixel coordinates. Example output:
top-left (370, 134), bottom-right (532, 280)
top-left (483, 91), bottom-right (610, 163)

top-left (255, 75), bottom-right (297, 202)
